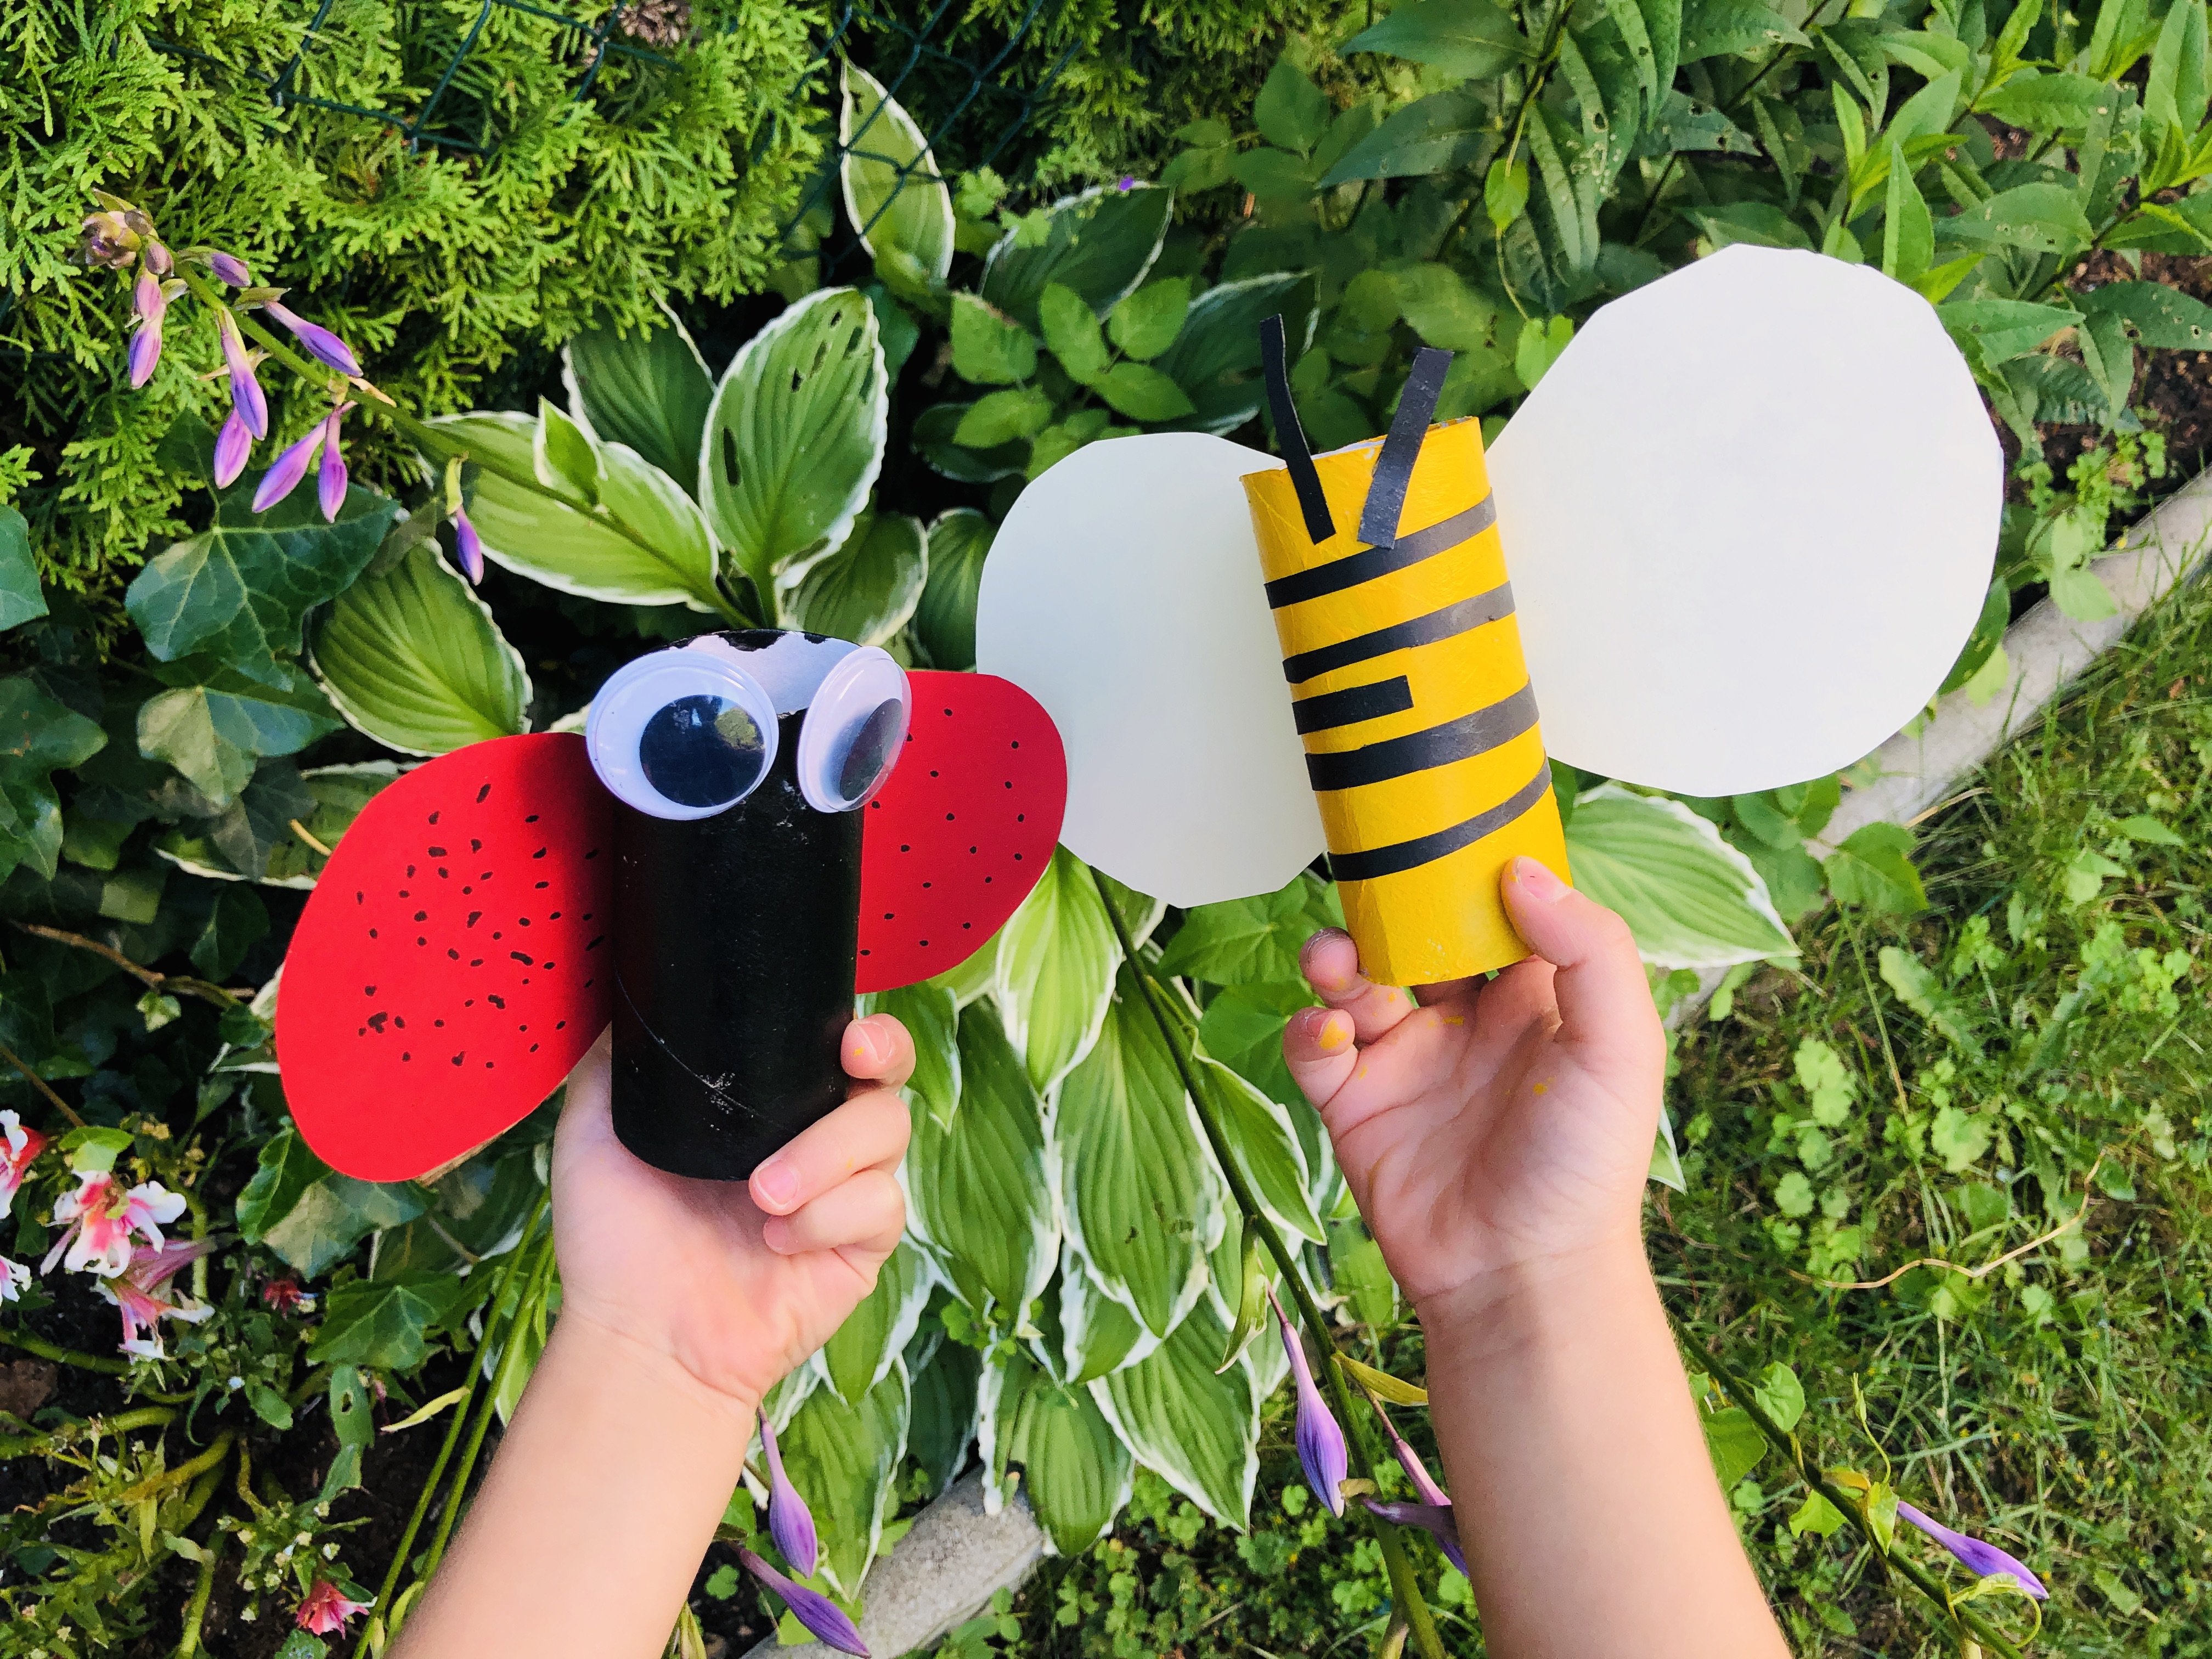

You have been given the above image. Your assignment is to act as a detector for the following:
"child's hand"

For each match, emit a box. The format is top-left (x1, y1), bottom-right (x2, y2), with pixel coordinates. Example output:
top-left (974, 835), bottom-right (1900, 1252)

top-left (1283, 856), bottom-right (1663, 1317)
top-left (549, 1015), bottom-right (914, 1416)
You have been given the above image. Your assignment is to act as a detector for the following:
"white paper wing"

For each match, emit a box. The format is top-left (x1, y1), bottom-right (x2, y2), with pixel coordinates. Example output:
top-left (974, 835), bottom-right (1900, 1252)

top-left (974, 433), bottom-right (1323, 907)
top-left (1490, 245), bottom-right (2001, 798)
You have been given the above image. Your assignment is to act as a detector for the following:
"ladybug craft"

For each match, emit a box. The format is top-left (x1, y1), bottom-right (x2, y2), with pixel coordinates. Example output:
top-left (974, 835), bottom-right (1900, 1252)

top-left (277, 632), bottom-right (1065, 1182)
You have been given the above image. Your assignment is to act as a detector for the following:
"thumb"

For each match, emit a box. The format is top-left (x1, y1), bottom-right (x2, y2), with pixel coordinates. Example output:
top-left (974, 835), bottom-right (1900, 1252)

top-left (1499, 856), bottom-right (1663, 1082)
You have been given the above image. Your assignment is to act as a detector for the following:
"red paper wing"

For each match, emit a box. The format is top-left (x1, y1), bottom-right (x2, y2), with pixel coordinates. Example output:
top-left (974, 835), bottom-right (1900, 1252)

top-left (276, 733), bottom-right (614, 1181)
top-left (857, 671), bottom-right (1066, 993)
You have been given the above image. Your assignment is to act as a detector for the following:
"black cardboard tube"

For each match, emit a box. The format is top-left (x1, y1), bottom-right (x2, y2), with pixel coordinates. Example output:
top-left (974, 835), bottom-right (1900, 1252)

top-left (609, 708), bottom-right (862, 1181)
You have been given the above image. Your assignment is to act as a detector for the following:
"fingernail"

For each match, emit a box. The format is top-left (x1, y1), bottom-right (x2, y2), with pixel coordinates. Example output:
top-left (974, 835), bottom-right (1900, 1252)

top-left (847, 1023), bottom-right (885, 1070)
top-left (1316, 1011), bottom-right (1354, 1056)
top-left (1302, 928), bottom-right (1361, 992)
top-left (1511, 856), bottom-right (1566, 901)
top-left (754, 1158), bottom-right (799, 1210)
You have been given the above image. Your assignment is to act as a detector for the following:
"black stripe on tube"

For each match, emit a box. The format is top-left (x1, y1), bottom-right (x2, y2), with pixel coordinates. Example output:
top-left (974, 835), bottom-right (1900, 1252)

top-left (1291, 675), bottom-right (1414, 735)
top-left (1282, 581), bottom-right (1517, 684)
top-left (1304, 682), bottom-right (1541, 792)
top-left (609, 708), bottom-right (859, 1181)
top-left (1263, 494), bottom-right (1498, 610)
top-left (1260, 313), bottom-right (1336, 545)
top-left (1328, 763), bottom-right (1555, 882)
top-left (1357, 346), bottom-right (1454, 549)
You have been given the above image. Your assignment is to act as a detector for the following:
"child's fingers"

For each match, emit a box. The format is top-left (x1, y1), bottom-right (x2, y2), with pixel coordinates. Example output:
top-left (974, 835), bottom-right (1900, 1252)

top-left (760, 1168), bottom-right (906, 1257)
top-left (748, 1088), bottom-right (912, 1217)
top-left (1498, 857), bottom-right (1663, 1081)
top-left (842, 1013), bottom-right (915, 1091)
top-left (552, 1028), bottom-right (615, 1146)
top-left (1299, 929), bottom-right (1420, 1043)
top-left (1282, 1005), bottom-right (1361, 1110)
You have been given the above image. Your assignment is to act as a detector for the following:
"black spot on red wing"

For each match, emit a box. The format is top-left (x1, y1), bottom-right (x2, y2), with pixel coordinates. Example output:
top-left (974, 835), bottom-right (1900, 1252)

top-left (511, 952), bottom-right (534, 966)
top-left (526, 814), bottom-right (540, 823)
top-left (471, 838), bottom-right (482, 851)
top-left (435, 1019), bottom-right (445, 1028)
top-left (533, 848), bottom-right (548, 859)
top-left (430, 810), bottom-right (441, 824)
top-left (467, 912), bottom-right (482, 927)
top-left (369, 928), bottom-right (379, 939)
top-left (406, 866), bottom-right (416, 877)
top-left (367, 1013), bottom-right (388, 1032)
top-left (394, 1017), bottom-right (407, 1029)
top-left (488, 994), bottom-right (505, 1009)
top-left (585, 848), bottom-right (599, 859)
top-left (550, 911), bottom-right (562, 919)
top-left (535, 880), bottom-right (550, 889)
top-left (403, 1052), bottom-right (411, 1061)
top-left (447, 949), bottom-right (459, 961)
top-left (586, 936), bottom-right (605, 950)
top-left (451, 1052), bottom-right (465, 1066)
top-left (530, 1043), bottom-right (539, 1052)
top-left (471, 958), bottom-right (484, 967)
top-left (476, 785), bottom-right (490, 803)
top-left (428, 845), bottom-right (448, 857)
top-left (355, 890), bottom-right (364, 903)
top-left (414, 910), bottom-right (428, 921)
top-left (364, 985), bottom-right (377, 996)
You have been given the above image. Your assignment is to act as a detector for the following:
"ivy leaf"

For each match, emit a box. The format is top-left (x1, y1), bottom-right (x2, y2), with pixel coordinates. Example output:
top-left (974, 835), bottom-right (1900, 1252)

top-left (308, 1270), bottom-right (467, 1369)
top-left (1822, 821), bottom-right (1928, 913)
top-left (950, 294), bottom-right (1040, 386)
top-left (0, 676), bottom-right (106, 883)
top-left (1700, 1403), bottom-right (1768, 1488)
top-left (1107, 278), bottom-right (1192, 362)
top-left (239, 1127), bottom-right (426, 1279)
top-left (125, 483), bottom-right (396, 684)
top-left (190, 884), bottom-right (270, 980)
top-left (1342, 0), bottom-right (1532, 78)
top-left (1751, 1363), bottom-right (1805, 1432)
top-left (136, 659), bottom-right (341, 807)
top-left (0, 507), bottom-right (48, 631)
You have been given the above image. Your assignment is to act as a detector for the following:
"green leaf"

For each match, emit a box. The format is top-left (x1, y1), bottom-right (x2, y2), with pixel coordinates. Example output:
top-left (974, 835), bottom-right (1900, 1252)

top-left (1635, 90), bottom-right (1759, 156)
top-left (913, 403), bottom-right (1029, 482)
top-left (312, 543), bottom-right (530, 757)
top-left (1679, 0), bottom-right (1807, 62)
top-left (1936, 183), bottom-right (2097, 252)
top-left (908, 1334), bottom-right (982, 1494)
top-left (1565, 786), bottom-right (1796, 967)
top-left (913, 509), bottom-right (993, 672)
top-left (1150, 273), bottom-right (1317, 435)
top-left (1091, 1299), bottom-right (1259, 1527)
top-left (700, 286), bottom-right (888, 602)
top-left (1216, 1220), bottom-right (1274, 1374)
top-left (1159, 871), bottom-right (1341, 984)
top-left (1328, 1216), bottom-right (1399, 1329)
top-left (1391, 263), bottom-right (1501, 351)
top-left (534, 398), bottom-right (599, 505)
top-left (1319, 89), bottom-right (1488, 185)
top-left (1057, 966), bottom-right (1224, 1336)
top-left (1977, 70), bottom-right (2109, 130)
top-left (1255, 59), bottom-right (1332, 154)
top-left (774, 1356), bottom-right (910, 1596)
top-left (980, 184), bottom-right (1173, 332)
top-left (190, 884), bottom-right (269, 979)
top-left (0, 676), bottom-right (105, 883)
top-left (138, 661), bottom-right (340, 807)
top-left (821, 1239), bottom-right (934, 1407)
top-left (1232, 146), bottom-right (1317, 199)
top-left (904, 1002), bottom-right (1058, 1321)
top-left (1751, 1363), bottom-right (1805, 1432)
top-left (125, 483), bottom-right (396, 682)
top-left (953, 387), bottom-right (1056, 447)
top-left (840, 63), bottom-right (955, 284)
top-left (1878, 945), bottom-right (1984, 1056)
top-left (1684, 201), bottom-right (1814, 250)
top-left (2076, 279), bottom-right (2212, 348)
top-left (1095, 362), bottom-right (1195, 421)
top-left (1337, 1351), bottom-right (1427, 1406)
top-left (1700, 1403), bottom-right (1768, 1489)
top-left (239, 1127), bottom-right (426, 1279)
top-left (1485, 156), bottom-right (1531, 231)
top-left (308, 1270), bottom-right (464, 1369)
top-left (1937, 297), bottom-right (2081, 364)
top-left (1062, 1244), bottom-right (1161, 1384)
top-left (1882, 141), bottom-right (1934, 282)
top-left (1002, 1363), bottom-right (1135, 1554)
top-left (426, 412), bottom-right (722, 611)
top-left (2117, 812), bottom-right (2187, 847)
top-left (0, 507), bottom-right (48, 631)
top-left (995, 847), bottom-right (1120, 1092)
top-left (785, 509), bottom-right (927, 646)
top-left (1789, 1489), bottom-right (1848, 1537)
top-left (562, 304), bottom-right (715, 487)
top-left (1108, 278), bottom-right (1192, 362)
top-left (369, 1146), bottom-right (542, 1280)
top-left (2146, 0), bottom-right (2208, 134)
top-left (1193, 1042), bottom-right (1324, 1243)
top-left (1342, 0), bottom-right (1532, 78)
top-left (1822, 821), bottom-right (1928, 913)
top-left (1887, 70), bottom-right (1964, 148)
top-left (1880, 28), bottom-right (1974, 80)
top-left (951, 294), bottom-right (1040, 386)
top-left (857, 979), bottom-right (960, 1132)
top-left (1040, 281), bottom-right (1111, 385)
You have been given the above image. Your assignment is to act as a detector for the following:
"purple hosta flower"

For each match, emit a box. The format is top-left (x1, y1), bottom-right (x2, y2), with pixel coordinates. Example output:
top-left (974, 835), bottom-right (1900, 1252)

top-left (128, 269), bottom-right (167, 387)
top-left (218, 311), bottom-right (268, 439)
top-left (759, 1408), bottom-right (819, 1576)
top-left (262, 299), bottom-right (362, 377)
top-left (42, 1170), bottom-right (187, 1278)
top-left (1362, 1498), bottom-right (1467, 1577)
top-left (452, 504), bottom-right (486, 583)
top-left (208, 250), bottom-right (252, 287)
top-left (144, 241), bottom-right (173, 277)
top-left (97, 1237), bottom-right (216, 1359)
top-left (254, 422), bottom-right (328, 512)
top-left (317, 401), bottom-right (356, 522)
top-left (1897, 1500), bottom-right (2048, 1600)
top-left (80, 211), bottom-right (142, 270)
top-left (1268, 1286), bottom-right (1347, 1516)
top-left (213, 411), bottom-right (253, 489)
top-left (736, 1548), bottom-right (866, 1656)
top-left (1117, 174), bottom-right (1136, 191)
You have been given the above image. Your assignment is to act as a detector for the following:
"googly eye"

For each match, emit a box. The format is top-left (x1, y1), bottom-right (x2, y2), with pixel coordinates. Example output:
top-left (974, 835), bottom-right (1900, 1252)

top-left (796, 647), bottom-right (911, 814)
top-left (585, 650), bottom-right (781, 821)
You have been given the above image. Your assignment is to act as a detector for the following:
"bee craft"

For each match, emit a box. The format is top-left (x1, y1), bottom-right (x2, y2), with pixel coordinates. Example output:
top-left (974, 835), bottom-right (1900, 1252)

top-left (278, 635), bottom-right (1065, 1182)
top-left (976, 245), bottom-right (2002, 986)
top-left (278, 245), bottom-right (1999, 1182)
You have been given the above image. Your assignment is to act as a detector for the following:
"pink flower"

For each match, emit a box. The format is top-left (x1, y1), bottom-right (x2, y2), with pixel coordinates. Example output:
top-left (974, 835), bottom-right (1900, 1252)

top-left (42, 1170), bottom-right (187, 1278)
top-left (0, 1256), bottom-right (27, 1304)
top-left (263, 1277), bottom-right (313, 1313)
top-left (295, 1579), bottom-right (374, 1635)
top-left (97, 1238), bottom-right (215, 1359)
top-left (0, 1110), bottom-right (48, 1217)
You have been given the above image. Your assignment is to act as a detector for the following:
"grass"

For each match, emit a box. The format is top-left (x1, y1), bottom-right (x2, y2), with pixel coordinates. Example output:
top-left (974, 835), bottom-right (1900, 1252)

top-left (963, 573), bottom-right (2212, 1658)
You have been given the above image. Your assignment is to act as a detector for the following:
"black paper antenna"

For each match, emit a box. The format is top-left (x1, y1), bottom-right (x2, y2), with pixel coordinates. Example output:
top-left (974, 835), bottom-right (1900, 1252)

top-left (1260, 313), bottom-right (1336, 544)
top-left (1357, 346), bottom-right (1455, 550)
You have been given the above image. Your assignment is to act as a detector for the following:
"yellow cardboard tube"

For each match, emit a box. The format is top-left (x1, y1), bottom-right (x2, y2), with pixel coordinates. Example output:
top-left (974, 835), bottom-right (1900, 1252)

top-left (1242, 417), bottom-right (1570, 986)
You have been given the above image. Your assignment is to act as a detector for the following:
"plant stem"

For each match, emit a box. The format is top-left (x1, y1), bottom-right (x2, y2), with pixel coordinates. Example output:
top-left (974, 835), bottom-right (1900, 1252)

top-left (417, 1218), bottom-right (559, 1583)
top-left (0, 1037), bottom-right (83, 1127)
top-left (9, 922), bottom-right (240, 1010)
top-left (1663, 1309), bottom-right (2026, 1659)
top-left (0, 1327), bottom-right (131, 1375)
top-left (1090, 868), bottom-right (1447, 1659)
top-left (356, 1188), bottom-right (550, 1658)
top-left (176, 1526), bottom-right (224, 1659)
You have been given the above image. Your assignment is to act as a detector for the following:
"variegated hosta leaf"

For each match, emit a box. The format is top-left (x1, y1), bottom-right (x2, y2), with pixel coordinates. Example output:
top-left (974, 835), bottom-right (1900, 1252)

top-left (1056, 964), bottom-right (1224, 1336)
top-left (840, 62), bottom-right (956, 284)
top-left (561, 301), bottom-right (715, 488)
top-left (819, 1237), bottom-right (935, 1407)
top-left (1091, 1299), bottom-right (1260, 1527)
top-left (861, 979), bottom-right (960, 1127)
top-left (784, 507), bottom-right (927, 642)
top-left (311, 542), bottom-right (530, 757)
top-left (906, 1324), bottom-right (981, 1497)
top-left (901, 1001), bottom-right (1058, 1324)
top-left (996, 846), bottom-right (1120, 1093)
top-left (774, 1358), bottom-right (911, 1598)
top-left (1565, 785), bottom-right (1797, 967)
top-left (1190, 1046), bottom-right (1325, 1244)
top-left (979, 183), bottom-right (1175, 330)
top-left (984, 1345), bottom-right (1135, 1556)
top-left (699, 287), bottom-right (888, 605)
top-left (1060, 1244), bottom-right (1163, 1386)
